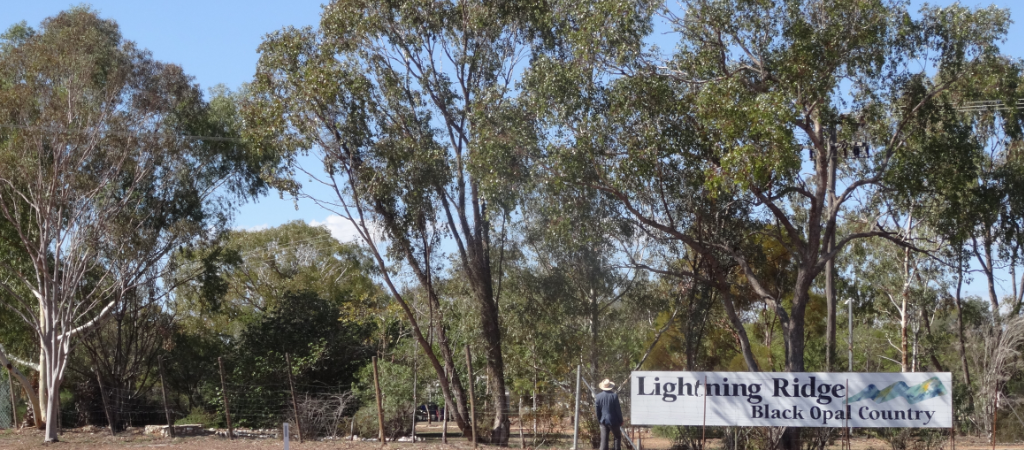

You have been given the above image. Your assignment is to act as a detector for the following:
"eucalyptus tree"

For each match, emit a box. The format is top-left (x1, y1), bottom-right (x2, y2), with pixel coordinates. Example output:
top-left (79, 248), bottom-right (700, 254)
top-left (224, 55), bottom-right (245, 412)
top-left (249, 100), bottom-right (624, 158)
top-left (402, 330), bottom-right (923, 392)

top-left (504, 183), bottom-right (679, 379)
top-left (845, 215), bottom-right (949, 372)
top-left (531, 0), bottom-right (1011, 371)
top-left (0, 9), bottom-right (268, 442)
top-left (528, 2), bottom-right (1013, 446)
top-left (242, 0), bottom-right (657, 442)
top-left (242, 1), bottom-right (538, 441)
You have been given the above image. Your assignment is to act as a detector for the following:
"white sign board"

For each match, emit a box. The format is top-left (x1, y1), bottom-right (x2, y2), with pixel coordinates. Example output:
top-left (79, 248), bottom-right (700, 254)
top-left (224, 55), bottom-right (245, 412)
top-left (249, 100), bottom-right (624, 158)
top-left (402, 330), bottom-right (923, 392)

top-left (631, 372), bottom-right (952, 428)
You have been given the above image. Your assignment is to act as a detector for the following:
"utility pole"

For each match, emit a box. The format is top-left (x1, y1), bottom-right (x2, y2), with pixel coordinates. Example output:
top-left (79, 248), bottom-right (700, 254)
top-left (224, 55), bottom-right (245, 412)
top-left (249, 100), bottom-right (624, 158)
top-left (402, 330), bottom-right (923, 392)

top-left (847, 298), bottom-right (853, 371)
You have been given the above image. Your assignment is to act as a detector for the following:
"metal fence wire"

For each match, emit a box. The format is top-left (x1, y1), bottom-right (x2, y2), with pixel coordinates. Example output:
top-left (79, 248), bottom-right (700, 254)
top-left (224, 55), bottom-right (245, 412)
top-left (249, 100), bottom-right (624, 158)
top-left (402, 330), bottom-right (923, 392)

top-left (0, 371), bottom-right (12, 429)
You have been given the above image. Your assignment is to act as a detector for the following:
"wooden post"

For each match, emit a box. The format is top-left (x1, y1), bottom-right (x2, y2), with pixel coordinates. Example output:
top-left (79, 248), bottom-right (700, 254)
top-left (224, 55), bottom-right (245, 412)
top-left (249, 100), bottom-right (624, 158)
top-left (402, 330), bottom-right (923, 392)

top-left (94, 368), bottom-right (115, 436)
top-left (372, 356), bottom-right (386, 444)
top-left (465, 346), bottom-right (476, 447)
top-left (158, 357), bottom-right (175, 438)
top-left (218, 357), bottom-right (234, 440)
top-left (7, 367), bottom-right (17, 429)
top-left (285, 353), bottom-right (303, 443)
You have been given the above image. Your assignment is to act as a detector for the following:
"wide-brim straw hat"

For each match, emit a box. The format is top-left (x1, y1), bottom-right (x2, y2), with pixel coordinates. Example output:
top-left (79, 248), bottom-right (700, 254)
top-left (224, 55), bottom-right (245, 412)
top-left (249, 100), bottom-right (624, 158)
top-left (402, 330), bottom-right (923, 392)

top-left (599, 379), bottom-right (615, 391)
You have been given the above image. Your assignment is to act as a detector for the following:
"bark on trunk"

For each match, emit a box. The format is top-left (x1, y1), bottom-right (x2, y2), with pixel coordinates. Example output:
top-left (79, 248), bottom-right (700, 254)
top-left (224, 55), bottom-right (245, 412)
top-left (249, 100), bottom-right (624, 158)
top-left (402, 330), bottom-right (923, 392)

top-left (480, 297), bottom-right (510, 445)
top-left (391, 242), bottom-right (473, 434)
top-left (44, 378), bottom-right (60, 442)
top-left (954, 263), bottom-right (973, 412)
top-left (591, 292), bottom-right (599, 377)
top-left (720, 290), bottom-right (760, 372)
top-left (41, 336), bottom-right (66, 443)
top-left (780, 270), bottom-right (813, 450)
top-left (919, 305), bottom-right (944, 372)
top-left (38, 337), bottom-right (47, 430)
top-left (975, 234), bottom-right (1001, 322)
top-left (784, 272), bottom-right (811, 373)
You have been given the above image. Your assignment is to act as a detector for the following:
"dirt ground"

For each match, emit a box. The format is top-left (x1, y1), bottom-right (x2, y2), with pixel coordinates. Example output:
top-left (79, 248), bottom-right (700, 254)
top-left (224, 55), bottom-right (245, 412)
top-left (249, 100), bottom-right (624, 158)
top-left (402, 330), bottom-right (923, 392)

top-left (0, 424), bottom-right (1021, 450)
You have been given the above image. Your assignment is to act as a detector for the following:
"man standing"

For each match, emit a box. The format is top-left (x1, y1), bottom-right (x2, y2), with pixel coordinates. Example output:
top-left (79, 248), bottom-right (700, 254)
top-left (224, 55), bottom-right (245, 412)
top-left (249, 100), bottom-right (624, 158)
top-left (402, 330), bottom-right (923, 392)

top-left (595, 379), bottom-right (623, 450)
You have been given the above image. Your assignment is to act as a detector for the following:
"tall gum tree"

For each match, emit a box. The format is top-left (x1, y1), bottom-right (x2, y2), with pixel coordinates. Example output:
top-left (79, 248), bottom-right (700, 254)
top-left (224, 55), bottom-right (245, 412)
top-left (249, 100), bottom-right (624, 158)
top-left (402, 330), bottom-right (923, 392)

top-left (0, 10), bottom-right (268, 442)
top-left (527, 1), bottom-right (1013, 447)
top-left (243, 0), bottom-right (657, 443)
top-left (243, 1), bottom-right (538, 442)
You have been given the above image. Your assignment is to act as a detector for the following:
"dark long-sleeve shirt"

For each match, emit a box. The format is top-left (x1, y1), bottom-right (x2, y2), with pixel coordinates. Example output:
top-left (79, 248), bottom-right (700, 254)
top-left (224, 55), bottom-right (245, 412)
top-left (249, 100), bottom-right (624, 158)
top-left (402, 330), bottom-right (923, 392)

top-left (595, 390), bottom-right (623, 426)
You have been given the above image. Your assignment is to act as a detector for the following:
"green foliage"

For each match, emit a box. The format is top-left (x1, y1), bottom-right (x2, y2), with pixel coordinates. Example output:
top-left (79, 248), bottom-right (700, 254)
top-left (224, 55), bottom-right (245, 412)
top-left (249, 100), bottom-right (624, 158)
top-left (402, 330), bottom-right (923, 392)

top-left (228, 290), bottom-right (378, 388)
top-left (172, 220), bottom-right (388, 338)
top-left (351, 358), bottom-right (416, 439)
top-left (5, 2), bottom-right (1024, 443)
top-left (175, 407), bottom-right (221, 428)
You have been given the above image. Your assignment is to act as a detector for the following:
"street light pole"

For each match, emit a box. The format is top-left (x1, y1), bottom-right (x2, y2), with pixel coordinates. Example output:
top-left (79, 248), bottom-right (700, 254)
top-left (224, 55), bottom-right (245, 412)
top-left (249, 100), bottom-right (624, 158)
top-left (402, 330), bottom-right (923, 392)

top-left (847, 297), bottom-right (853, 371)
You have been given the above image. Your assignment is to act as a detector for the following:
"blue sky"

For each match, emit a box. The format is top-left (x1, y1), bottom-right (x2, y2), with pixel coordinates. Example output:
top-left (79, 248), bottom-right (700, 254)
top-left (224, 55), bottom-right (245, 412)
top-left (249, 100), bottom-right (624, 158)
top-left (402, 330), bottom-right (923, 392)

top-left (5, 1), bottom-right (1024, 300)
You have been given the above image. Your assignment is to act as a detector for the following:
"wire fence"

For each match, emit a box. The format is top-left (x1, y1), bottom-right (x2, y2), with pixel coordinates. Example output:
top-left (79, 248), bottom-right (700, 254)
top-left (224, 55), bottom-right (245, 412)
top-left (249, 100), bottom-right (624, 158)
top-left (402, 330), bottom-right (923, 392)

top-left (0, 370), bottom-right (12, 429)
top-left (0, 358), bottom-right (606, 444)
top-left (50, 381), bottom-right (358, 440)
top-left (0, 357), bottom-right (655, 447)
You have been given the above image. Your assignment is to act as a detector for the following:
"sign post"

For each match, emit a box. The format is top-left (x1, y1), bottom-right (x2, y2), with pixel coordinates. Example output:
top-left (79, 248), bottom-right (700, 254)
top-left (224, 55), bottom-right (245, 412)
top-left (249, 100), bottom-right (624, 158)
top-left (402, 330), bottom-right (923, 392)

top-left (632, 372), bottom-right (953, 429)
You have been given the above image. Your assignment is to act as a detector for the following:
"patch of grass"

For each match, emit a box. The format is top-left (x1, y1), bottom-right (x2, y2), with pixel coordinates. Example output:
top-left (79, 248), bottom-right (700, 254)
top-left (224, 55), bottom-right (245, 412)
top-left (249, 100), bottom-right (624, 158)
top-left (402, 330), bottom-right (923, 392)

top-left (175, 407), bottom-right (221, 428)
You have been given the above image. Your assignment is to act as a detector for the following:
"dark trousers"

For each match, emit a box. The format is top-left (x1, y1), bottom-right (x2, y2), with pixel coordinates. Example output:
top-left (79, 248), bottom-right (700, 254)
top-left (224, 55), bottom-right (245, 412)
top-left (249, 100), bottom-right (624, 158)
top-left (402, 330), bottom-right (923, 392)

top-left (600, 424), bottom-right (622, 450)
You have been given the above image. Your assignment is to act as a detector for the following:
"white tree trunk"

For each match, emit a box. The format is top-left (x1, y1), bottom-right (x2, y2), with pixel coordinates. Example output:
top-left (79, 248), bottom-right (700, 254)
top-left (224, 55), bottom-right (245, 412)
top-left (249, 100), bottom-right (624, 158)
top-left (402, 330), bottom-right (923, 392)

top-left (41, 335), bottom-right (69, 442)
top-left (38, 343), bottom-right (47, 430)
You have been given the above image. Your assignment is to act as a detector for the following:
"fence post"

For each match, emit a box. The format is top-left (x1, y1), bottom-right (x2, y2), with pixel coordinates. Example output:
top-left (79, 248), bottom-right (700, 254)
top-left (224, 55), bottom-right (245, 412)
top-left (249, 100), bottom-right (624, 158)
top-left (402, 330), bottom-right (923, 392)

top-left (372, 356), bottom-right (386, 444)
top-left (94, 368), bottom-right (115, 436)
top-left (285, 353), bottom-right (303, 443)
top-left (442, 368), bottom-right (448, 444)
top-left (572, 365), bottom-right (581, 450)
top-left (218, 357), bottom-right (234, 440)
top-left (465, 346), bottom-right (477, 448)
top-left (7, 367), bottom-right (17, 429)
top-left (157, 357), bottom-right (175, 438)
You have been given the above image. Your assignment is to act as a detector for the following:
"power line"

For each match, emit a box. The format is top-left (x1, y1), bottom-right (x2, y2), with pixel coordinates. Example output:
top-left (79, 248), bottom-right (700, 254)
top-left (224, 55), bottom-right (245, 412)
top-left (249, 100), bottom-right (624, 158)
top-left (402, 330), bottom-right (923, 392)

top-left (957, 99), bottom-right (1024, 112)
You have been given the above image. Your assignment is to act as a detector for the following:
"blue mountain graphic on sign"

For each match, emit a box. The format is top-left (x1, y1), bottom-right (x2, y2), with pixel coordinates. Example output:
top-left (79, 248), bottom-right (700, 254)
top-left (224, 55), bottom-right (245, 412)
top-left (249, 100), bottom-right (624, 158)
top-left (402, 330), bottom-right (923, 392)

top-left (847, 377), bottom-right (947, 405)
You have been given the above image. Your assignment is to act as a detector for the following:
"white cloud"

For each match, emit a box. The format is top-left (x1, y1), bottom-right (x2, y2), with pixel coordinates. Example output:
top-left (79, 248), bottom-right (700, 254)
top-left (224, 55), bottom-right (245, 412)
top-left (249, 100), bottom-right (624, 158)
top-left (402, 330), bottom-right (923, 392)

top-left (310, 215), bottom-right (368, 243)
top-left (233, 223), bottom-right (270, 232)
